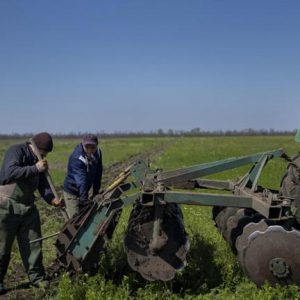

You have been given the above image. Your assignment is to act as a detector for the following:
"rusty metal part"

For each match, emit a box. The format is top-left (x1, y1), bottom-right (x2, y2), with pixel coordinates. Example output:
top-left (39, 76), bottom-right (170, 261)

top-left (228, 212), bottom-right (263, 253)
top-left (225, 210), bottom-right (264, 250)
top-left (224, 209), bottom-right (247, 245)
top-left (236, 219), bottom-right (273, 255)
top-left (55, 202), bottom-right (121, 274)
top-left (124, 203), bottom-right (189, 281)
top-left (30, 231), bottom-right (60, 244)
top-left (215, 207), bottom-right (238, 236)
top-left (212, 206), bottom-right (224, 221)
top-left (241, 226), bottom-right (300, 286)
top-left (236, 219), bottom-right (272, 270)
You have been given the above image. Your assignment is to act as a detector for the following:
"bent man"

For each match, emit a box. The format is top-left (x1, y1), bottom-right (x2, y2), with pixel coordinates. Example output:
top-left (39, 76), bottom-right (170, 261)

top-left (0, 132), bottom-right (61, 295)
top-left (63, 134), bottom-right (102, 218)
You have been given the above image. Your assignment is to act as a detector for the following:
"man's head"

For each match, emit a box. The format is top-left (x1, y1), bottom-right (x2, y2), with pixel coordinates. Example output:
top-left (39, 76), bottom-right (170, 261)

top-left (82, 134), bottom-right (98, 156)
top-left (31, 132), bottom-right (53, 157)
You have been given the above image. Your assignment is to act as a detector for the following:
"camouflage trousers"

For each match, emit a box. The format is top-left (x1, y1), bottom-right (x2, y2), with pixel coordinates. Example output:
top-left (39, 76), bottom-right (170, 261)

top-left (0, 207), bottom-right (45, 284)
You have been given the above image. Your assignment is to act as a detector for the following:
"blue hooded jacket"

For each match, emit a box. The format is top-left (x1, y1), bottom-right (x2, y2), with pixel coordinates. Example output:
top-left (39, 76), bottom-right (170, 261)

top-left (63, 144), bottom-right (102, 202)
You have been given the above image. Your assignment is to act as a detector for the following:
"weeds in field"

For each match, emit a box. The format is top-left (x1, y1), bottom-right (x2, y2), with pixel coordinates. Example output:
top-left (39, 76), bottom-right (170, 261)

top-left (1, 136), bottom-right (300, 299)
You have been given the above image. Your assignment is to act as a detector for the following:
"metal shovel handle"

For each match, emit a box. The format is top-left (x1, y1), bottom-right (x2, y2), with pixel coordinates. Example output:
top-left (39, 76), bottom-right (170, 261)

top-left (30, 138), bottom-right (69, 220)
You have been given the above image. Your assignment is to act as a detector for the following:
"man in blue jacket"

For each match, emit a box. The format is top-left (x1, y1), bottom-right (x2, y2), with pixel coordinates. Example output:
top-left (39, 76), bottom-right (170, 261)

top-left (63, 134), bottom-right (102, 218)
top-left (0, 132), bottom-right (62, 295)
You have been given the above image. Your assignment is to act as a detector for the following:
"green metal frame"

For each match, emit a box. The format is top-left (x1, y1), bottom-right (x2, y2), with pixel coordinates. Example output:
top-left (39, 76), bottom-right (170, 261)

top-left (127, 148), bottom-right (288, 219)
top-left (57, 148), bottom-right (291, 265)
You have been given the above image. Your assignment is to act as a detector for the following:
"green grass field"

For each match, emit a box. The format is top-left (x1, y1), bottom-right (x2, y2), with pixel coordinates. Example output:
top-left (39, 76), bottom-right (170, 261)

top-left (1, 136), bottom-right (300, 299)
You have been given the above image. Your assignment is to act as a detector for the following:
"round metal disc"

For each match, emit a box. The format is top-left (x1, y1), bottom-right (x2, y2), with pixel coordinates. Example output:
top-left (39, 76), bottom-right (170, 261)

top-left (126, 240), bottom-right (190, 281)
top-left (241, 226), bottom-right (300, 286)
top-left (236, 219), bottom-right (275, 254)
top-left (215, 207), bottom-right (238, 235)
top-left (226, 212), bottom-right (264, 251)
top-left (212, 206), bottom-right (224, 221)
top-left (229, 213), bottom-right (263, 254)
top-left (124, 203), bottom-right (189, 281)
top-left (224, 209), bottom-right (246, 246)
top-left (236, 219), bottom-right (270, 270)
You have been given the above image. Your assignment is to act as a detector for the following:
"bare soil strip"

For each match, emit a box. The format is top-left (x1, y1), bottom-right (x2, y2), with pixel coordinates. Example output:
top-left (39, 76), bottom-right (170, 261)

top-left (101, 142), bottom-right (168, 188)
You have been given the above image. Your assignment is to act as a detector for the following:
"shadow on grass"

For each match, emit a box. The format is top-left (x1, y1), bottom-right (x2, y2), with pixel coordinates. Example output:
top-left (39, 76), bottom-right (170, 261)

top-left (2, 282), bottom-right (42, 300)
top-left (98, 231), bottom-right (223, 296)
top-left (170, 231), bottom-right (223, 295)
top-left (6, 282), bottom-right (31, 292)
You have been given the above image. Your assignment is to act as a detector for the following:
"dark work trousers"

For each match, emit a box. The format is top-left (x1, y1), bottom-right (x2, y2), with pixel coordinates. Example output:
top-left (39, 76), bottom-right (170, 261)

top-left (0, 207), bottom-right (45, 284)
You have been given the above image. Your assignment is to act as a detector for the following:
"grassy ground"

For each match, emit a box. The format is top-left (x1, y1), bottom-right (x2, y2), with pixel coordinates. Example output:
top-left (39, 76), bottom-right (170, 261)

top-left (1, 136), bottom-right (300, 299)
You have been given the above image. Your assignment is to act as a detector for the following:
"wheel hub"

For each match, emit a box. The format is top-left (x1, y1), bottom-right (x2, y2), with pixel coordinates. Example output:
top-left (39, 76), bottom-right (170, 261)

top-left (269, 258), bottom-right (290, 278)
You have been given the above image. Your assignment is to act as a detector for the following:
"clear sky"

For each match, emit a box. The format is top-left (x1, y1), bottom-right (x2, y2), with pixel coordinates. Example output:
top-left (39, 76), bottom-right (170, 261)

top-left (0, 0), bottom-right (299, 134)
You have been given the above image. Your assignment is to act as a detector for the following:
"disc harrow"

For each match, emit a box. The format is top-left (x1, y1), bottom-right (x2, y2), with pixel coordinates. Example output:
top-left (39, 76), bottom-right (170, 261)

top-left (212, 150), bottom-right (300, 285)
top-left (51, 148), bottom-right (300, 287)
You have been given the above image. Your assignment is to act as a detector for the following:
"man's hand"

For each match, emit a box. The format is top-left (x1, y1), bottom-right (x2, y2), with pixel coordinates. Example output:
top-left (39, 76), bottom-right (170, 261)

top-left (51, 197), bottom-right (64, 207)
top-left (79, 200), bottom-right (89, 210)
top-left (36, 159), bottom-right (48, 173)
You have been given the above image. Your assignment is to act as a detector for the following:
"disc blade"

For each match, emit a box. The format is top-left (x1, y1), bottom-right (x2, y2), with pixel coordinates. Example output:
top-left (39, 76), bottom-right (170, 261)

top-left (241, 226), bottom-right (300, 286)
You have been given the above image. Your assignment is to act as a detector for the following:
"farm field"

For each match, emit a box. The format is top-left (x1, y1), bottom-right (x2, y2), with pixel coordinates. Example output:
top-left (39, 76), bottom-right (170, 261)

top-left (1, 136), bottom-right (300, 299)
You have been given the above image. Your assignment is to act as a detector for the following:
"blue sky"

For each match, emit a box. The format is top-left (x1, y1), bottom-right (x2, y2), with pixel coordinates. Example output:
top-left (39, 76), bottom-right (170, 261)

top-left (0, 0), bottom-right (299, 134)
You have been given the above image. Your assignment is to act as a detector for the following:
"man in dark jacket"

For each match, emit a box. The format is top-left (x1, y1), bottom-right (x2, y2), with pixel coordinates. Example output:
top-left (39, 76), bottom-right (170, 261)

top-left (63, 134), bottom-right (102, 218)
top-left (0, 132), bottom-right (61, 294)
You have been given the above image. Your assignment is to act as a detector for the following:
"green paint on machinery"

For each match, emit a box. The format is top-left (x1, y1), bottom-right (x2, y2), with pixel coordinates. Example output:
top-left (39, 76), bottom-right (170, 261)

top-left (54, 148), bottom-right (300, 286)
top-left (295, 130), bottom-right (300, 143)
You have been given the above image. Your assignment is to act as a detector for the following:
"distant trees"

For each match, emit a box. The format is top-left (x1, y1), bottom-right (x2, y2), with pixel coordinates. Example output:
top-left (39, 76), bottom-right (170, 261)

top-left (0, 128), bottom-right (296, 139)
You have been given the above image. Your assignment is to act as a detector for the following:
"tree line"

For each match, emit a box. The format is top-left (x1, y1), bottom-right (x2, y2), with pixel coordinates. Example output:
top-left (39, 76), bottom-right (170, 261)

top-left (0, 128), bottom-right (297, 139)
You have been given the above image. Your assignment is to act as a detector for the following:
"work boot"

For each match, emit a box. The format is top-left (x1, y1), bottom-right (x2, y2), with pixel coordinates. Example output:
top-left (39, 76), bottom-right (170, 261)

top-left (0, 282), bottom-right (7, 295)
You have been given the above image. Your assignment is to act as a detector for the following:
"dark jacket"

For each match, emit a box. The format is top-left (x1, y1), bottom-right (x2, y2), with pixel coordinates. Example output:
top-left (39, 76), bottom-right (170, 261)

top-left (0, 143), bottom-right (54, 205)
top-left (63, 144), bottom-right (102, 202)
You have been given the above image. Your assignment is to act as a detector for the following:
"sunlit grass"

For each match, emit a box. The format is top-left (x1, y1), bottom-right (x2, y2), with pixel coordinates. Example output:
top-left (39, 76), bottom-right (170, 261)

top-left (1, 136), bottom-right (300, 299)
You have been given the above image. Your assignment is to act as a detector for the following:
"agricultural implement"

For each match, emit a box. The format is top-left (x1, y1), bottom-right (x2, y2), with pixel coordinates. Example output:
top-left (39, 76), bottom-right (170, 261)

top-left (53, 147), bottom-right (300, 287)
